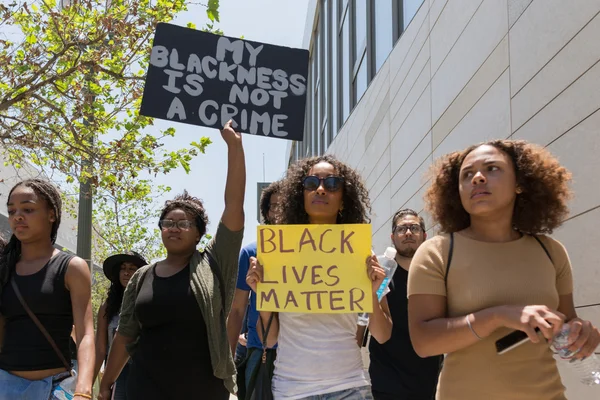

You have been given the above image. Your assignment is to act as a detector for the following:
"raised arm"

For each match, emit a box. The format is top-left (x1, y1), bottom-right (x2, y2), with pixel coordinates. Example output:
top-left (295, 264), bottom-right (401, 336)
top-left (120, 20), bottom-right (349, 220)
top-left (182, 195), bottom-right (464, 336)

top-left (220, 120), bottom-right (245, 232)
top-left (66, 257), bottom-right (95, 399)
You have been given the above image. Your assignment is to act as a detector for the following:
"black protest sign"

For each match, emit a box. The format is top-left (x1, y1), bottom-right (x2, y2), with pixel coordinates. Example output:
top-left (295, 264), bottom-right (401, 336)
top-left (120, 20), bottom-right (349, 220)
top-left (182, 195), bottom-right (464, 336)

top-left (140, 23), bottom-right (309, 141)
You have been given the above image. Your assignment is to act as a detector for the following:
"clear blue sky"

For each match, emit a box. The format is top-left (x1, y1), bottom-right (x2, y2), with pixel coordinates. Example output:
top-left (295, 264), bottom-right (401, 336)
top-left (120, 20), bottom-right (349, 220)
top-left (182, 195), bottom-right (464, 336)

top-left (149, 0), bottom-right (310, 247)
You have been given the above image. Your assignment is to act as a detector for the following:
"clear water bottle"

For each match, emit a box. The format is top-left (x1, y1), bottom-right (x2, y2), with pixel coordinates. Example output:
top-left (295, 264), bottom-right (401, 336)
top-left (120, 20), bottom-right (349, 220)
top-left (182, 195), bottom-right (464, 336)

top-left (357, 247), bottom-right (397, 326)
top-left (552, 324), bottom-right (600, 386)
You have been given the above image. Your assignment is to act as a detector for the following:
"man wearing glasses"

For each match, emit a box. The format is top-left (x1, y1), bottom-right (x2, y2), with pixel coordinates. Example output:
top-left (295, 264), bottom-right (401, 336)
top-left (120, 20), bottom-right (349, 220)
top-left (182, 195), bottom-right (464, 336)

top-left (368, 209), bottom-right (442, 400)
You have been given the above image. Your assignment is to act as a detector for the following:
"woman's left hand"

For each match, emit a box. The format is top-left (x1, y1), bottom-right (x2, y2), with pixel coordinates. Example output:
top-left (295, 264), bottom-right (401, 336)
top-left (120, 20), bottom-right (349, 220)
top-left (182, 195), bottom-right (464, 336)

top-left (566, 318), bottom-right (600, 359)
top-left (366, 255), bottom-right (386, 295)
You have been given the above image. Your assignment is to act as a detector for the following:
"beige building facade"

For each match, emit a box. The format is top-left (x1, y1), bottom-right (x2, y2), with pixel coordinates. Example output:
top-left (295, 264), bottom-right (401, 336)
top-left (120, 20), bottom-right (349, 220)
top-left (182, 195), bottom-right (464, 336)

top-left (293, 0), bottom-right (600, 398)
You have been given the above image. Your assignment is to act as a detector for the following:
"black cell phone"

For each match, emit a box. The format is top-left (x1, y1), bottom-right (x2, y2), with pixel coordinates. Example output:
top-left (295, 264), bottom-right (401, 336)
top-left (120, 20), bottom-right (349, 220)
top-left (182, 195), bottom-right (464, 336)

top-left (495, 327), bottom-right (541, 355)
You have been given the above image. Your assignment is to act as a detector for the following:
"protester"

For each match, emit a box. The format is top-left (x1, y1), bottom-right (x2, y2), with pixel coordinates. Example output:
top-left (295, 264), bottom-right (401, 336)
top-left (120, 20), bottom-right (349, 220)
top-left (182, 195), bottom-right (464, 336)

top-left (0, 179), bottom-right (95, 399)
top-left (227, 180), bottom-right (282, 398)
top-left (363, 209), bottom-right (441, 400)
top-left (246, 155), bottom-right (392, 400)
top-left (94, 251), bottom-right (147, 399)
top-left (98, 121), bottom-right (246, 400)
top-left (407, 140), bottom-right (600, 399)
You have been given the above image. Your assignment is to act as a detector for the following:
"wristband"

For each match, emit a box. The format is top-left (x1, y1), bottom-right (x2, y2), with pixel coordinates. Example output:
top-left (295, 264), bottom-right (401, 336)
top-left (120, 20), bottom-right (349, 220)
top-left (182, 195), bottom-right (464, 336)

top-left (466, 314), bottom-right (483, 340)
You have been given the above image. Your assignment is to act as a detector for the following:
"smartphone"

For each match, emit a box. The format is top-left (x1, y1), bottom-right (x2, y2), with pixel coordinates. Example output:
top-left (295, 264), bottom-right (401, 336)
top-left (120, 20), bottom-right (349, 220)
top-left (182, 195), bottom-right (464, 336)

top-left (495, 327), bottom-right (541, 355)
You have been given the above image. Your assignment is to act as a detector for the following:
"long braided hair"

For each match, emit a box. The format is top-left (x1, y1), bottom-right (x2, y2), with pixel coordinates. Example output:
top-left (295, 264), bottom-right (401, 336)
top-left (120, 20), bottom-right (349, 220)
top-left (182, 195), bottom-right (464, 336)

top-left (0, 179), bottom-right (62, 289)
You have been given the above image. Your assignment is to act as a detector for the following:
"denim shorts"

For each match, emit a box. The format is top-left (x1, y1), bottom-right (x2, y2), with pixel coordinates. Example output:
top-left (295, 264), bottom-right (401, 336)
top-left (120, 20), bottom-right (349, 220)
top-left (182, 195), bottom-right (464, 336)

top-left (0, 368), bottom-right (71, 400)
top-left (299, 385), bottom-right (374, 400)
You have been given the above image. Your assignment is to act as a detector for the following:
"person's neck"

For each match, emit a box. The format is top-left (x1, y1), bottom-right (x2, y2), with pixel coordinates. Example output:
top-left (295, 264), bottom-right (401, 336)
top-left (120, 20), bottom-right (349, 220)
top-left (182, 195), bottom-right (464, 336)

top-left (395, 254), bottom-right (413, 271)
top-left (308, 216), bottom-right (337, 224)
top-left (164, 251), bottom-right (195, 268)
top-left (465, 215), bottom-right (520, 242)
top-left (19, 240), bottom-right (56, 262)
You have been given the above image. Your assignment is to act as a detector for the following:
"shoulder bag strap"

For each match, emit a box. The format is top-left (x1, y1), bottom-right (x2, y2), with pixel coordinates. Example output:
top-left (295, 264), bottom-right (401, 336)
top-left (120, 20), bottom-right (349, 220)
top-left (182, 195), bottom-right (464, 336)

top-left (10, 278), bottom-right (71, 370)
top-left (444, 232), bottom-right (455, 286)
top-left (205, 251), bottom-right (227, 313)
top-left (258, 313), bottom-right (276, 361)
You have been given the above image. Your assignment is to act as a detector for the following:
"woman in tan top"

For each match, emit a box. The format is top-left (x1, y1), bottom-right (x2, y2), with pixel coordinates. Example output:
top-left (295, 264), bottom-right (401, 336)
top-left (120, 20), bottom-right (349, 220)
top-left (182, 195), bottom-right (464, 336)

top-left (407, 140), bottom-right (600, 400)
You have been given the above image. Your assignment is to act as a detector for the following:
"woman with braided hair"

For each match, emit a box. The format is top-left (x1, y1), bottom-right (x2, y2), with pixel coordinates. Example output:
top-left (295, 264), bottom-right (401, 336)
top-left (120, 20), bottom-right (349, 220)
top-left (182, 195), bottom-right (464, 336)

top-left (99, 121), bottom-right (246, 400)
top-left (0, 179), bottom-right (95, 399)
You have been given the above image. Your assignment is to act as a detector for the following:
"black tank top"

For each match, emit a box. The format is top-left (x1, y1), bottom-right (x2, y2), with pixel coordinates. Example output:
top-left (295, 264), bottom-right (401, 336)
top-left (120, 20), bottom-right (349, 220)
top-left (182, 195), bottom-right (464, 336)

top-left (0, 251), bottom-right (75, 371)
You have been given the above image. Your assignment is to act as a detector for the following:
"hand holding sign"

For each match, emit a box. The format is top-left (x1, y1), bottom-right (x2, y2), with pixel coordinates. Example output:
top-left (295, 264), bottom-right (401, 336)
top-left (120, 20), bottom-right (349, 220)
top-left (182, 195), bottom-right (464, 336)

top-left (221, 119), bottom-right (242, 145)
top-left (246, 256), bottom-right (262, 293)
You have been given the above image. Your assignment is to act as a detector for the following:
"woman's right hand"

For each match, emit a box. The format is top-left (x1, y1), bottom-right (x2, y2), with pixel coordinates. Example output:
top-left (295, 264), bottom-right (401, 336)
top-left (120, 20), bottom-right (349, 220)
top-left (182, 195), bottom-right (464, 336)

top-left (497, 305), bottom-right (565, 342)
top-left (246, 256), bottom-right (263, 293)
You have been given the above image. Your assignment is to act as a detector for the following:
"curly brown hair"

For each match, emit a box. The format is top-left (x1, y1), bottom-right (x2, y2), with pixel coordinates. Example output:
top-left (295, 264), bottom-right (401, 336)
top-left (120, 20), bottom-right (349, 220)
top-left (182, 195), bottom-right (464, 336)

top-left (159, 190), bottom-right (209, 241)
top-left (425, 140), bottom-right (572, 234)
top-left (260, 180), bottom-right (282, 225)
top-left (278, 155), bottom-right (371, 225)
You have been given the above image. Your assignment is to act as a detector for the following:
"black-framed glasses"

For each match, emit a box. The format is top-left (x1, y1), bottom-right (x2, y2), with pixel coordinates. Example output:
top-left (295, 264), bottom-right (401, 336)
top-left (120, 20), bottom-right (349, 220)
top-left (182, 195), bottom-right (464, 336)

top-left (302, 176), bottom-right (344, 192)
top-left (159, 219), bottom-right (195, 230)
top-left (394, 224), bottom-right (423, 234)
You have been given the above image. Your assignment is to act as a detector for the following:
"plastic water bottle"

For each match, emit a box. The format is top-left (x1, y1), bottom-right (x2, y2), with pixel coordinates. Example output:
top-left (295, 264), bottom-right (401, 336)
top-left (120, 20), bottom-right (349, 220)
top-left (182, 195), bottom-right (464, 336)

top-left (357, 247), bottom-right (397, 326)
top-left (552, 324), bottom-right (600, 386)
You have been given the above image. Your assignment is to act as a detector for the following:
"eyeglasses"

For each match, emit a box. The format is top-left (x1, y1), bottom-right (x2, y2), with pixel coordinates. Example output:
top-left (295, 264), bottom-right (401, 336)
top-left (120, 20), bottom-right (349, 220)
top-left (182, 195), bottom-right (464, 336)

top-left (302, 176), bottom-right (344, 192)
top-left (159, 219), bottom-right (195, 230)
top-left (394, 224), bottom-right (423, 234)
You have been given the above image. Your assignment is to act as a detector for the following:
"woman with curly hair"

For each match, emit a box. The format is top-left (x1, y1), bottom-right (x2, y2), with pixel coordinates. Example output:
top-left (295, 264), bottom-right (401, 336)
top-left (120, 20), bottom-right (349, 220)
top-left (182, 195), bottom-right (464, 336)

top-left (93, 251), bottom-right (147, 399)
top-left (246, 155), bottom-right (392, 400)
top-left (407, 140), bottom-right (600, 399)
top-left (98, 121), bottom-right (245, 400)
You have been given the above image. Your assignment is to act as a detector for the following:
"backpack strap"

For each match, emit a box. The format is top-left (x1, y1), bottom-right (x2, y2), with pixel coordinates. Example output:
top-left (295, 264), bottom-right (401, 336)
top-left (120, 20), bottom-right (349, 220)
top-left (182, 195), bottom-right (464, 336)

top-left (533, 235), bottom-right (553, 263)
top-left (444, 232), bottom-right (454, 286)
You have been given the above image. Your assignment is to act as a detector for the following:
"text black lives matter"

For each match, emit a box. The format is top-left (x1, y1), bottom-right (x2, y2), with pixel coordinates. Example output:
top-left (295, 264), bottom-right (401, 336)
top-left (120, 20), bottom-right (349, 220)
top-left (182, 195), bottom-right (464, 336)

top-left (140, 23), bottom-right (309, 141)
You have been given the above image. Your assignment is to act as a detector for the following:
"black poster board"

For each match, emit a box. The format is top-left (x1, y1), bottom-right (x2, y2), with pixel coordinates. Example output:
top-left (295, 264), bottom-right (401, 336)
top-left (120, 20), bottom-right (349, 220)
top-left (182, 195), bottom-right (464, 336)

top-left (140, 23), bottom-right (309, 141)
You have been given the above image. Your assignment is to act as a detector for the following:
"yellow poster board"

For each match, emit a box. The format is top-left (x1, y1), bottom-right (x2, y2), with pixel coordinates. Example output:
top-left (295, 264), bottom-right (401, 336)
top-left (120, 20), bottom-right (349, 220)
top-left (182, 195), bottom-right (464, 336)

top-left (256, 224), bottom-right (373, 314)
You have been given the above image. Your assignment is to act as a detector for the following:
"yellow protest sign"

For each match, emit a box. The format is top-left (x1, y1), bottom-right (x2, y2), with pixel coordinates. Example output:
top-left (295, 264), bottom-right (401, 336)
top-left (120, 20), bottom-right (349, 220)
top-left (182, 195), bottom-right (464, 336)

top-left (256, 224), bottom-right (373, 314)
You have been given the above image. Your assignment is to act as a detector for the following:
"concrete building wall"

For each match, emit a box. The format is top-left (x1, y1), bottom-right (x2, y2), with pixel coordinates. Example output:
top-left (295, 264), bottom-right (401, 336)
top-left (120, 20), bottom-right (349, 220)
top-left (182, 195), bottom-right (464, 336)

top-left (311, 0), bottom-right (600, 397)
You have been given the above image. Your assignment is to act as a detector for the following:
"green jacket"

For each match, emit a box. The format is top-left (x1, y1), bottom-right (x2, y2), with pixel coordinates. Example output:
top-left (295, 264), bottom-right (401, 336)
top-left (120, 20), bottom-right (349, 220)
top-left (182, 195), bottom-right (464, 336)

top-left (117, 221), bottom-right (243, 394)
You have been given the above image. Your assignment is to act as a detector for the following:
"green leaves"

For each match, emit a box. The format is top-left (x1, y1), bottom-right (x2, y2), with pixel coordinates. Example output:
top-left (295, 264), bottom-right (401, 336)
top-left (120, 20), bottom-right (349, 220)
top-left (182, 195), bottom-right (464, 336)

top-left (0, 0), bottom-right (223, 271)
top-left (207, 0), bottom-right (220, 22)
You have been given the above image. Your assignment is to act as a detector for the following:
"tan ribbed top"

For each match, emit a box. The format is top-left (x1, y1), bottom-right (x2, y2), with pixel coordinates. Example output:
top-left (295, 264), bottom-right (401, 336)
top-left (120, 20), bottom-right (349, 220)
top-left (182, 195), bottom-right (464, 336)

top-left (408, 233), bottom-right (573, 400)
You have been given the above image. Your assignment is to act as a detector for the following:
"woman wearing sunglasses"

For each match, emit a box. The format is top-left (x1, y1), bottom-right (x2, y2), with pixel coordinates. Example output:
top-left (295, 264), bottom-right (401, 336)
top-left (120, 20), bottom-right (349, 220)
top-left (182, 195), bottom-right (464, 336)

top-left (246, 155), bottom-right (392, 400)
top-left (98, 121), bottom-right (245, 400)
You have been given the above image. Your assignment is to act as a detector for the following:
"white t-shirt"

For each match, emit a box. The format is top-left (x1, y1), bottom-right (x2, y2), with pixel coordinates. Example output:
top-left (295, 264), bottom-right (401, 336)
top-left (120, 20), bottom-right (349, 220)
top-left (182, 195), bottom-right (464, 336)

top-left (272, 312), bottom-right (370, 399)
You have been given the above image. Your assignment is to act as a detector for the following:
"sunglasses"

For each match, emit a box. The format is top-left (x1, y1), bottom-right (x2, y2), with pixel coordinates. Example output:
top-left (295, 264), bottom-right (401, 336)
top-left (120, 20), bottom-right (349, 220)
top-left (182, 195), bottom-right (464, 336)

top-left (302, 176), bottom-right (344, 192)
top-left (159, 219), bottom-right (195, 230)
